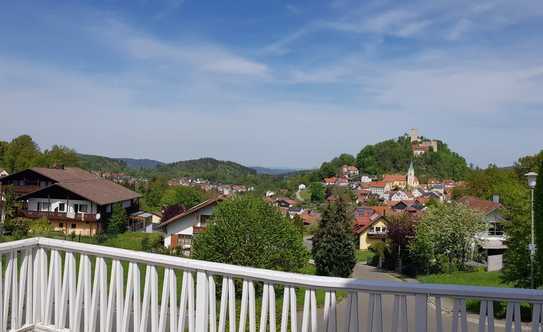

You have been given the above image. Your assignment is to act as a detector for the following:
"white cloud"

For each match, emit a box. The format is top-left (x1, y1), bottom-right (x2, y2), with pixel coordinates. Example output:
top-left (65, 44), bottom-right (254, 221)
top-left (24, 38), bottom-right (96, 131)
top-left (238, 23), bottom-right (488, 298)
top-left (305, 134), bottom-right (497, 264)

top-left (96, 20), bottom-right (270, 78)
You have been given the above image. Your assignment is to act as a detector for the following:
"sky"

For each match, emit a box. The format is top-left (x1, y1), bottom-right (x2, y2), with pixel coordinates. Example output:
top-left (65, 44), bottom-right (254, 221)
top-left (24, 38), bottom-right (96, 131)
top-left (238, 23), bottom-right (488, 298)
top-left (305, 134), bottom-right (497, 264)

top-left (1, 0), bottom-right (542, 168)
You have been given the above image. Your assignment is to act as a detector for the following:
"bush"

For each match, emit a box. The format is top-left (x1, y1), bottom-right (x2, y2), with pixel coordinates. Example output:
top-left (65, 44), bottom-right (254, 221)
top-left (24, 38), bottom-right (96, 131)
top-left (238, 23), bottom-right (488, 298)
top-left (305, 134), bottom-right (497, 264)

top-left (192, 196), bottom-right (308, 273)
top-left (29, 217), bottom-right (56, 235)
top-left (3, 218), bottom-right (30, 239)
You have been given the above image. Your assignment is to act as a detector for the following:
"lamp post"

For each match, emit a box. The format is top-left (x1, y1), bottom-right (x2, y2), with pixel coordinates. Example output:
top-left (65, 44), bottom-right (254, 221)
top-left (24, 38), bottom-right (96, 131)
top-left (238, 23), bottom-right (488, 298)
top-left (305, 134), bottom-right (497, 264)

top-left (526, 172), bottom-right (538, 289)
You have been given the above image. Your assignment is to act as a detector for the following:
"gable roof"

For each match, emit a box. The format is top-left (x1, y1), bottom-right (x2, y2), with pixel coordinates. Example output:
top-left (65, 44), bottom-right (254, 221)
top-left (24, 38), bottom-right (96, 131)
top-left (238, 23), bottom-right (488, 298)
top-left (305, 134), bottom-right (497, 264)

top-left (457, 196), bottom-right (502, 215)
top-left (383, 174), bottom-right (406, 183)
top-left (158, 197), bottom-right (223, 228)
top-left (15, 167), bottom-right (141, 205)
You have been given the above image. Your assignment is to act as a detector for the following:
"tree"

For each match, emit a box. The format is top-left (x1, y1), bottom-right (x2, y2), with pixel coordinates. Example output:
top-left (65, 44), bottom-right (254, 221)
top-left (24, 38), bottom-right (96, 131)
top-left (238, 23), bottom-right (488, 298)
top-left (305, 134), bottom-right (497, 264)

top-left (534, 160), bottom-right (543, 284)
top-left (2, 185), bottom-right (18, 222)
top-left (161, 204), bottom-right (186, 222)
top-left (385, 213), bottom-right (416, 271)
top-left (42, 145), bottom-right (80, 167)
top-left (3, 135), bottom-right (41, 172)
top-left (309, 182), bottom-right (325, 203)
top-left (502, 212), bottom-right (541, 288)
top-left (142, 177), bottom-right (168, 212)
top-left (107, 203), bottom-right (128, 235)
top-left (312, 196), bottom-right (356, 277)
top-left (410, 202), bottom-right (485, 273)
top-left (192, 196), bottom-right (308, 273)
top-left (160, 186), bottom-right (207, 209)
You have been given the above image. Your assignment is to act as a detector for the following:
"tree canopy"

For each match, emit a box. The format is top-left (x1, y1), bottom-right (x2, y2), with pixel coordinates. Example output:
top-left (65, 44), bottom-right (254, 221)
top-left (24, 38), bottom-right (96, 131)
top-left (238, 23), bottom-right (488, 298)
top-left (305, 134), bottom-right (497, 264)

top-left (410, 202), bottom-right (485, 273)
top-left (192, 196), bottom-right (308, 272)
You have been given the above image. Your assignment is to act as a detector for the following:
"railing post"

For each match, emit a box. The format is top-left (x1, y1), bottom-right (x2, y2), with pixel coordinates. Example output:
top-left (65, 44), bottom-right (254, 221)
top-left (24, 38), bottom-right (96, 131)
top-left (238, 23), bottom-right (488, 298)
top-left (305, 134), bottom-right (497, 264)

top-left (195, 270), bottom-right (209, 332)
top-left (415, 294), bottom-right (428, 332)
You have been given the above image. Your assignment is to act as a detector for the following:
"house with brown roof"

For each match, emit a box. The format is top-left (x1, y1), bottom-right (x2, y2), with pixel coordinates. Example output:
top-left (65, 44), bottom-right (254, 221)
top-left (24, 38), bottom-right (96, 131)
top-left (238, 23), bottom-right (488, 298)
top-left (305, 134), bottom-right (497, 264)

top-left (353, 207), bottom-right (388, 250)
top-left (457, 196), bottom-right (505, 239)
top-left (157, 197), bottom-right (224, 251)
top-left (0, 166), bottom-right (141, 235)
top-left (457, 195), bottom-right (507, 271)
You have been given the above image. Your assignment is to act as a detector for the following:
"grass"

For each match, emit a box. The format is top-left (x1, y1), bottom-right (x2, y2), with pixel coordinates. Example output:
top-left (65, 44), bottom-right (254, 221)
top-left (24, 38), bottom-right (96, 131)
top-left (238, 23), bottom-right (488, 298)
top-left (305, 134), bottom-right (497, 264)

top-left (417, 270), bottom-right (534, 321)
top-left (356, 249), bottom-right (374, 263)
top-left (417, 270), bottom-right (506, 288)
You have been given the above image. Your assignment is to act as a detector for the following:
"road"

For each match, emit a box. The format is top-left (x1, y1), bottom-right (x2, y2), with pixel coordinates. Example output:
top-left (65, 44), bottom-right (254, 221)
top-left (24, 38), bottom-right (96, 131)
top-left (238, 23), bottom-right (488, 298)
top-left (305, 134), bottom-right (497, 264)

top-left (305, 264), bottom-right (529, 331)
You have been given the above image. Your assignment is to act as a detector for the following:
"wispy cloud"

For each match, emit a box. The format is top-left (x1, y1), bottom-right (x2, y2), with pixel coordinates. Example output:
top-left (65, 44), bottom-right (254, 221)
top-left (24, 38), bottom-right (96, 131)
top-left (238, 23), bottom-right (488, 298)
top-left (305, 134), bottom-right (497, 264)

top-left (96, 19), bottom-right (270, 78)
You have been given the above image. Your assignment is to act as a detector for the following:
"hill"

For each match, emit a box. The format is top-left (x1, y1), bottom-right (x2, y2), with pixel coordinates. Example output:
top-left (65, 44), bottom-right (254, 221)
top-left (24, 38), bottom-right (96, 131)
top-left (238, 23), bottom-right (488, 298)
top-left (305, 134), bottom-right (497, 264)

top-left (313, 135), bottom-right (469, 182)
top-left (115, 158), bottom-right (164, 170)
top-left (77, 154), bottom-right (128, 173)
top-left (251, 166), bottom-right (300, 175)
top-left (152, 157), bottom-right (257, 183)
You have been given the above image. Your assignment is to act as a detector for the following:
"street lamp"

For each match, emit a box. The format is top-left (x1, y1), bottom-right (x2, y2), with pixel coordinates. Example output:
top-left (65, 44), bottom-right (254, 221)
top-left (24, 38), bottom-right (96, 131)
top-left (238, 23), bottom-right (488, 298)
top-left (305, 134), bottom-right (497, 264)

top-left (525, 172), bottom-right (538, 288)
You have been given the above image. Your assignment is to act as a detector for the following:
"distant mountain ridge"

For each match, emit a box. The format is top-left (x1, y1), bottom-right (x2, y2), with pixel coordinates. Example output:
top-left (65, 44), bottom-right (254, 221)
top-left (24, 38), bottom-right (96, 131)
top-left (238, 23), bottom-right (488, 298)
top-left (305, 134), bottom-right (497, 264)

top-left (154, 157), bottom-right (256, 183)
top-left (114, 158), bottom-right (164, 169)
top-left (250, 166), bottom-right (301, 175)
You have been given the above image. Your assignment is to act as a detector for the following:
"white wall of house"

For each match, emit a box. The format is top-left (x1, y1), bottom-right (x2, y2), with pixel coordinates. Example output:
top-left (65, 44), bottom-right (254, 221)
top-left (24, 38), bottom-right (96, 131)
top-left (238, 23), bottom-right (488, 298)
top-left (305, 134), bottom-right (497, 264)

top-left (26, 198), bottom-right (98, 214)
top-left (163, 205), bottom-right (215, 248)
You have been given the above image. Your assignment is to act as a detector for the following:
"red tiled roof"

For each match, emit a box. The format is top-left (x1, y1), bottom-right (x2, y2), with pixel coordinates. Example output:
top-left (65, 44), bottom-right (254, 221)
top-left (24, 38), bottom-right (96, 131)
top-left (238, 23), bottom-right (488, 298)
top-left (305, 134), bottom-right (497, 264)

top-left (457, 196), bottom-right (501, 215)
top-left (383, 174), bottom-right (406, 183)
top-left (369, 181), bottom-right (386, 188)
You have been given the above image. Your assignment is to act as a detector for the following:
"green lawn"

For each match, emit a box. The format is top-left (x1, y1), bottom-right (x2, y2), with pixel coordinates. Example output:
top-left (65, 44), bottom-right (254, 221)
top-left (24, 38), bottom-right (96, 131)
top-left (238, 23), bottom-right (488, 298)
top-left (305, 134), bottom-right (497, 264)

top-left (417, 270), bottom-right (507, 287)
top-left (416, 270), bottom-right (535, 321)
top-left (356, 249), bottom-right (374, 263)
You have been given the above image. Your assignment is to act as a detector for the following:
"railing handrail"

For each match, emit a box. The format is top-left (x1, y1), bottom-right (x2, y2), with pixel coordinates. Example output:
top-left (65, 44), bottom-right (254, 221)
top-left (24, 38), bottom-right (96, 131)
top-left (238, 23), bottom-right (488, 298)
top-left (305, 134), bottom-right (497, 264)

top-left (1, 237), bottom-right (542, 303)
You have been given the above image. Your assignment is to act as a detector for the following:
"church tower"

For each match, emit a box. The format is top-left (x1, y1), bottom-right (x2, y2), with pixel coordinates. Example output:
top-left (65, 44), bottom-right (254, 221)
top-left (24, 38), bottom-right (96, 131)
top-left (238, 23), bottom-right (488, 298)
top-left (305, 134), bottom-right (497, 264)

top-left (407, 160), bottom-right (417, 188)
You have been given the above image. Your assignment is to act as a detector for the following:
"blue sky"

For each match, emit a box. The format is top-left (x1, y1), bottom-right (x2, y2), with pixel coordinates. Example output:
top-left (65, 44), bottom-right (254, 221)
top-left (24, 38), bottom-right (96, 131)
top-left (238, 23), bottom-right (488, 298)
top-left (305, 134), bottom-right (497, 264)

top-left (1, 0), bottom-right (543, 168)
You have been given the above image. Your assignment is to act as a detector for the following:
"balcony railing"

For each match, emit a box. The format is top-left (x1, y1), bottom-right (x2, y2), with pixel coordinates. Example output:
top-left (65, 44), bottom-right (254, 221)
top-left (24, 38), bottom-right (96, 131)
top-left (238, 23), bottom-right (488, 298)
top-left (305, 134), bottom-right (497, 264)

top-left (0, 237), bottom-right (542, 332)
top-left (17, 210), bottom-right (98, 222)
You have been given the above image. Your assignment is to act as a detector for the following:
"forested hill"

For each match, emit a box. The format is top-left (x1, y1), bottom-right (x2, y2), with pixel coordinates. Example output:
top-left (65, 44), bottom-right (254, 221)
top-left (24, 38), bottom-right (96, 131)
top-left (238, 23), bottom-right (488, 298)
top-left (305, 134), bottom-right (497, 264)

top-left (317, 136), bottom-right (469, 181)
top-left (115, 158), bottom-right (164, 170)
top-left (152, 157), bottom-right (257, 182)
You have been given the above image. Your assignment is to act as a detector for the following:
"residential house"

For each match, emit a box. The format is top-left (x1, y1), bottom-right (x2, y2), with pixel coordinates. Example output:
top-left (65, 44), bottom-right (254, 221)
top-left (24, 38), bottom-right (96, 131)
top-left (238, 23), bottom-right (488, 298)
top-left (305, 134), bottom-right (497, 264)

top-left (323, 177), bottom-right (337, 186)
top-left (0, 167), bottom-right (140, 235)
top-left (274, 197), bottom-right (300, 208)
top-left (287, 206), bottom-right (304, 218)
top-left (353, 208), bottom-right (388, 250)
top-left (128, 211), bottom-right (162, 233)
top-left (360, 175), bottom-right (373, 183)
top-left (158, 197), bottom-right (223, 251)
top-left (368, 181), bottom-right (386, 199)
top-left (389, 190), bottom-right (410, 202)
top-left (457, 195), bottom-right (507, 271)
top-left (299, 210), bottom-right (321, 225)
top-left (339, 165), bottom-right (359, 178)
top-left (0, 169), bottom-right (8, 178)
top-left (335, 177), bottom-right (349, 187)
top-left (383, 174), bottom-right (407, 191)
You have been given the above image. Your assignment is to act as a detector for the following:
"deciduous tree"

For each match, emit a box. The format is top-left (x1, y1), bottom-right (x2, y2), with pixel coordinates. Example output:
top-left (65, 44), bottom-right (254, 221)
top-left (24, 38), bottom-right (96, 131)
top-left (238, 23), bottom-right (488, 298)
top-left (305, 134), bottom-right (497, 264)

top-left (192, 196), bottom-right (307, 272)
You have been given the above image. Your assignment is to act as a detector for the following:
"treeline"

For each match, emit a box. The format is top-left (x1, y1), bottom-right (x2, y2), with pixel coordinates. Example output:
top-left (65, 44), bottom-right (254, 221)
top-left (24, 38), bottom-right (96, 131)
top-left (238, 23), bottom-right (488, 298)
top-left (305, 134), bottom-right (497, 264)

top-left (0, 135), bottom-right (80, 173)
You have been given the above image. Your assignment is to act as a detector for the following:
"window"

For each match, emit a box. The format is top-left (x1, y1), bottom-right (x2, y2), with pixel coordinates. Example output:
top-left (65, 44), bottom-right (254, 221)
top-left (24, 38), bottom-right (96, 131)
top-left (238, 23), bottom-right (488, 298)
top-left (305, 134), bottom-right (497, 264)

top-left (58, 203), bottom-right (66, 212)
top-left (79, 204), bottom-right (88, 213)
top-left (200, 214), bottom-right (212, 227)
top-left (59, 223), bottom-right (64, 228)
top-left (38, 202), bottom-right (50, 211)
top-left (71, 224), bottom-right (77, 229)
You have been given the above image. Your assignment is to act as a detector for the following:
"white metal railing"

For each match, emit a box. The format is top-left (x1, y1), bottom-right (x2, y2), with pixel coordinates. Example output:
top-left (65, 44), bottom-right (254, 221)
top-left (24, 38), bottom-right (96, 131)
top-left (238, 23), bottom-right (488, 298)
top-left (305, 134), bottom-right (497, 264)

top-left (0, 237), bottom-right (542, 332)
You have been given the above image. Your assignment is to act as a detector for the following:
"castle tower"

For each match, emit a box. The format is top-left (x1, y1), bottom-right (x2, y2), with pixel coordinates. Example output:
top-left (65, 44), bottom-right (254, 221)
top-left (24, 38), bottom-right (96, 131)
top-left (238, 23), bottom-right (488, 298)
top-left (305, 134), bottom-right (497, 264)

top-left (407, 160), bottom-right (417, 188)
top-left (409, 128), bottom-right (420, 142)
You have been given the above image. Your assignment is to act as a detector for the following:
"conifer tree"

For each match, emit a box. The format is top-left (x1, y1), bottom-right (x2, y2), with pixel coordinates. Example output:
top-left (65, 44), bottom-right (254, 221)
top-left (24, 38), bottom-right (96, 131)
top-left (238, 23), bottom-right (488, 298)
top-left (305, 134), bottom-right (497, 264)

top-left (312, 195), bottom-right (356, 277)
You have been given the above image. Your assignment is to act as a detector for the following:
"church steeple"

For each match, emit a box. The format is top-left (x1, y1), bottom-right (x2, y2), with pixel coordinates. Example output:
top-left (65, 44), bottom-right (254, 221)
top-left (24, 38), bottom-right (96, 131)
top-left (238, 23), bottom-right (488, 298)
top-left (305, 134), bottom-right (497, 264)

top-left (407, 160), bottom-right (416, 188)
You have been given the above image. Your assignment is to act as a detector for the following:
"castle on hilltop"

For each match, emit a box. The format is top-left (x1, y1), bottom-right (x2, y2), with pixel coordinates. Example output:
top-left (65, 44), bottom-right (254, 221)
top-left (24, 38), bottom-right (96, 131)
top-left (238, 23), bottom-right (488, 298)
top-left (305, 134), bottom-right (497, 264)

top-left (409, 128), bottom-right (438, 156)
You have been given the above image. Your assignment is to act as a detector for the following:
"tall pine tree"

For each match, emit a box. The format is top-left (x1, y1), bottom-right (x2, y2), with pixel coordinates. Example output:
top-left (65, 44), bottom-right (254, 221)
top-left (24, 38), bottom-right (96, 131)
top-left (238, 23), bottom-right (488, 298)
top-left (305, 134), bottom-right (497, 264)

top-left (312, 195), bottom-right (356, 277)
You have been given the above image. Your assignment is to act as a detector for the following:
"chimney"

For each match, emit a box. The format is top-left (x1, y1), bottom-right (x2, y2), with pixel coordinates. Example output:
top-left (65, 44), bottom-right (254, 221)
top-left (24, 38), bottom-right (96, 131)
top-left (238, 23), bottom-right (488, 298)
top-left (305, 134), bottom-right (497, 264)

top-left (492, 194), bottom-right (500, 204)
